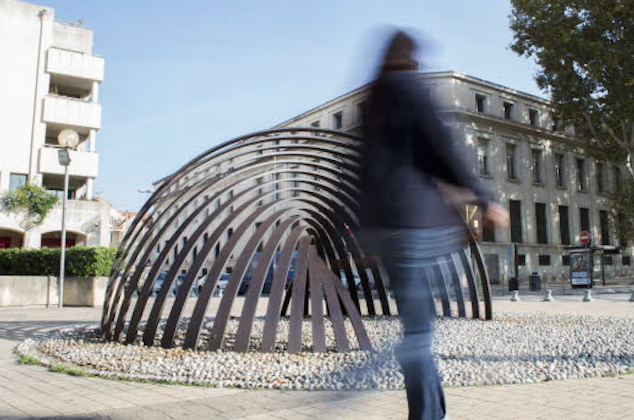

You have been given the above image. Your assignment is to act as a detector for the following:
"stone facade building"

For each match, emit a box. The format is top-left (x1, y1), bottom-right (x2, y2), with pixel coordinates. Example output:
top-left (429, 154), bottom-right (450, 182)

top-left (276, 71), bottom-right (631, 285)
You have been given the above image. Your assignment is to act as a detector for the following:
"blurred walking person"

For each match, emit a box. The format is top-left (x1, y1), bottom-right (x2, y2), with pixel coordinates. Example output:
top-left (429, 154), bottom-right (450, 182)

top-left (358, 30), bottom-right (509, 420)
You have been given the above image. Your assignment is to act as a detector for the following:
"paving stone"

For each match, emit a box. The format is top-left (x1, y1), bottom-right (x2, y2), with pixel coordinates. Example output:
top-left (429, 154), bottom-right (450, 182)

top-left (2, 299), bottom-right (634, 419)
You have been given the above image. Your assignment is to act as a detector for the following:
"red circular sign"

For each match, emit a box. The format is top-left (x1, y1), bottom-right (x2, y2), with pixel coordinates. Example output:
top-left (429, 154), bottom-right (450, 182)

top-left (579, 231), bottom-right (591, 244)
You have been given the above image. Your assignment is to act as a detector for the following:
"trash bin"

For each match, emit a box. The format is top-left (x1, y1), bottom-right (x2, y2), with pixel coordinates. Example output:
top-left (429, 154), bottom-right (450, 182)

top-left (529, 272), bottom-right (541, 291)
top-left (508, 277), bottom-right (519, 291)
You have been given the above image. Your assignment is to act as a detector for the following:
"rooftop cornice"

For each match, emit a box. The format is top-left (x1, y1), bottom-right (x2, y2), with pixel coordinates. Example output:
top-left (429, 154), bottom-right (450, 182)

top-left (275, 71), bottom-right (552, 128)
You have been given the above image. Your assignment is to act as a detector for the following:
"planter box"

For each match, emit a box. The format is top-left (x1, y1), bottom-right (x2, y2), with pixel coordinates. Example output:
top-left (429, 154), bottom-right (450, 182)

top-left (0, 276), bottom-right (107, 307)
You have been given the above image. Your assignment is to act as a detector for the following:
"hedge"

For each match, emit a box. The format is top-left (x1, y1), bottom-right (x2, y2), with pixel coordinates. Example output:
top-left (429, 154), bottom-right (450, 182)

top-left (0, 247), bottom-right (118, 277)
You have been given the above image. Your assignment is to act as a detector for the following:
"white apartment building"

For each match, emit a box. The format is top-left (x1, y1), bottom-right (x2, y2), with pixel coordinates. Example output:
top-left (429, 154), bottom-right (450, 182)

top-left (276, 71), bottom-right (632, 284)
top-left (0, 0), bottom-right (111, 249)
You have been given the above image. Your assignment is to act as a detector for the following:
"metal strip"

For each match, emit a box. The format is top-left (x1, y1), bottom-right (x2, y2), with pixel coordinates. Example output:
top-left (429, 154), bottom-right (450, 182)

top-left (431, 260), bottom-right (452, 317)
top-left (228, 216), bottom-right (299, 352)
top-left (330, 270), bottom-right (373, 351)
top-left (287, 237), bottom-right (311, 353)
top-left (442, 254), bottom-right (466, 318)
top-left (311, 248), bottom-right (350, 352)
top-left (458, 248), bottom-right (481, 319)
top-left (307, 246), bottom-right (327, 353)
top-left (260, 225), bottom-right (308, 352)
top-left (468, 238), bottom-right (493, 320)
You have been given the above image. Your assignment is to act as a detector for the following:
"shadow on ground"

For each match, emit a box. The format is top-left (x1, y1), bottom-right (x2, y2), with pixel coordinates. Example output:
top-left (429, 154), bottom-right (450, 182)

top-left (0, 321), bottom-right (93, 342)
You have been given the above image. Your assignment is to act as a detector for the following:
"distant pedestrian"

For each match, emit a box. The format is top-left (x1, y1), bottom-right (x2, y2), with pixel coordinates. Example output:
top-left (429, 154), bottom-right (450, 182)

top-left (357, 29), bottom-right (509, 420)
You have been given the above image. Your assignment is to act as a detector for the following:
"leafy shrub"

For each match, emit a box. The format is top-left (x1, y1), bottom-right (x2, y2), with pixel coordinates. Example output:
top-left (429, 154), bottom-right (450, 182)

top-left (1, 184), bottom-right (59, 224)
top-left (0, 247), bottom-right (117, 277)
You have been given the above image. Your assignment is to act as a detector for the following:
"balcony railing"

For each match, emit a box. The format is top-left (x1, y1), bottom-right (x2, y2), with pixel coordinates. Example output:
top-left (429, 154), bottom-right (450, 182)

top-left (46, 48), bottom-right (104, 82)
top-left (42, 95), bottom-right (101, 130)
top-left (39, 146), bottom-right (99, 178)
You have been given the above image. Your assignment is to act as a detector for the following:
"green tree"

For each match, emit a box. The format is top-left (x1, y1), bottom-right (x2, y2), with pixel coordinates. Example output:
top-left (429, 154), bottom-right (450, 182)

top-left (510, 0), bottom-right (634, 242)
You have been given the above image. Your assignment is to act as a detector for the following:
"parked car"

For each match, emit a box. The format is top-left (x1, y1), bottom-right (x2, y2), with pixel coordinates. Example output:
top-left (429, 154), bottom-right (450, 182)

top-left (237, 251), bottom-right (297, 295)
top-left (339, 271), bottom-right (367, 291)
top-left (197, 273), bottom-right (230, 296)
top-left (152, 272), bottom-right (185, 297)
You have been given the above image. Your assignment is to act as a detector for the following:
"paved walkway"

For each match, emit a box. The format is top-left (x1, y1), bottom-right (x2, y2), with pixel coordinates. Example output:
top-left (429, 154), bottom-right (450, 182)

top-left (1, 296), bottom-right (633, 420)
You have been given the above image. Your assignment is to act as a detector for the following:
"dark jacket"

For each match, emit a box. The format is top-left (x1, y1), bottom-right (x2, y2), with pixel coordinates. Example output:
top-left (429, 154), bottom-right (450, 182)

top-left (359, 72), bottom-right (492, 229)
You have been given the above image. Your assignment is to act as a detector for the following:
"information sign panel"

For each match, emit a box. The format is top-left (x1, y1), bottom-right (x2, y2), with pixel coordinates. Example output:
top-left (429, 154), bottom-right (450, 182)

top-left (570, 251), bottom-right (593, 288)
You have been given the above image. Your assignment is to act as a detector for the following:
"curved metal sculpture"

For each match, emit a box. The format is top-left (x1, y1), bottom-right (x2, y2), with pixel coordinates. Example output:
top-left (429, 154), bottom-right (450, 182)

top-left (101, 128), bottom-right (492, 353)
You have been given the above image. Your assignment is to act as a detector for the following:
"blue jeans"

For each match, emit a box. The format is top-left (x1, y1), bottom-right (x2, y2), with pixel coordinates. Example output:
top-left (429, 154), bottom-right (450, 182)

top-left (378, 228), bottom-right (460, 420)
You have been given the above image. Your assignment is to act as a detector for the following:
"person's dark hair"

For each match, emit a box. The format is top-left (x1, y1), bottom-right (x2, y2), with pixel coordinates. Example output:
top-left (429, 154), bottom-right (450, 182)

top-left (362, 30), bottom-right (419, 136)
top-left (379, 30), bottom-right (418, 75)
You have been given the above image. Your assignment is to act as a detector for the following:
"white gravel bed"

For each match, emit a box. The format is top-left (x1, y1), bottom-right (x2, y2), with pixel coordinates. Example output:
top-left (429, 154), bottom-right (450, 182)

top-left (16, 312), bottom-right (634, 390)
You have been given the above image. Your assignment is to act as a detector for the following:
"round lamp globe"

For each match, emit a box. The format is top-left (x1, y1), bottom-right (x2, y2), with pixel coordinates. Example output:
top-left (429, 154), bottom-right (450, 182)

top-left (58, 129), bottom-right (80, 149)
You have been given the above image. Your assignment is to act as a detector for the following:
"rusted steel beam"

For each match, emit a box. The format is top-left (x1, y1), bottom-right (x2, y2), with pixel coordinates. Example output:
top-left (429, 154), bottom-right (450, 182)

top-left (311, 247), bottom-right (350, 352)
top-left (208, 212), bottom-right (298, 351)
top-left (441, 254), bottom-right (466, 318)
top-left (260, 225), bottom-right (308, 352)
top-left (287, 237), bottom-right (311, 353)
top-left (457, 249), bottom-right (481, 319)
top-left (307, 246), bottom-right (327, 353)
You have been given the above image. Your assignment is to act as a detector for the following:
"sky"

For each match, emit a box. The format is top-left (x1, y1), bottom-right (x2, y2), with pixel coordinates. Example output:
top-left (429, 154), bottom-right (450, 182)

top-left (38, 0), bottom-right (542, 212)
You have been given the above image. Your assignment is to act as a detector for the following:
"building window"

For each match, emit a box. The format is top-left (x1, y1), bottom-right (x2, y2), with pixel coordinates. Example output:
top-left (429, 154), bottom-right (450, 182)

top-left (562, 255), bottom-right (570, 266)
top-left (538, 255), bottom-right (551, 266)
top-left (215, 242), bottom-right (220, 258)
top-left (559, 205), bottom-right (571, 245)
top-left (227, 228), bottom-right (234, 241)
top-left (9, 173), bottom-right (26, 191)
top-left (576, 158), bottom-right (587, 191)
top-left (596, 162), bottom-right (606, 194)
top-left (535, 203), bottom-right (548, 244)
top-left (579, 207), bottom-right (590, 233)
top-left (182, 236), bottom-right (188, 248)
top-left (510, 200), bottom-right (523, 243)
top-left (613, 166), bottom-right (622, 192)
top-left (503, 101), bottom-right (514, 120)
top-left (506, 144), bottom-right (518, 180)
top-left (532, 149), bottom-right (543, 184)
top-left (291, 172), bottom-right (300, 197)
top-left (552, 115), bottom-right (562, 132)
top-left (203, 233), bottom-right (209, 243)
top-left (599, 210), bottom-right (611, 245)
top-left (623, 256), bottom-right (631, 266)
top-left (517, 254), bottom-right (526, 266)
top-left (357, 101), bottom-right (369, 124)
top-left (604, 256), bottom-right (613, 265)
top-left (310, 120), bottom-right (320, 128)
top-left (475, 94), bottom-right (487, 113)
top-left (482, 220), bottom-right (495, 242)
top-left (529, 109), bottom-right (539, 126)
top-left (477, 138), bottom-right (490, 175)
top-left (618, 213), bottom-right (629, 247)
top-left (192, 246), bottom-right (198, 259)
top-left (332, 111), bottom-right (343, 129)
top-left (554, 153), bottom-right (566, 187)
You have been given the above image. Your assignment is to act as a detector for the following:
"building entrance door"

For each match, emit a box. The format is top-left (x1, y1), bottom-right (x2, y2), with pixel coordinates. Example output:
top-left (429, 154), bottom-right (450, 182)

top-left (41, 238), bottom-right (75, 248)
top-left (484, 253), bottom-right (500, 284)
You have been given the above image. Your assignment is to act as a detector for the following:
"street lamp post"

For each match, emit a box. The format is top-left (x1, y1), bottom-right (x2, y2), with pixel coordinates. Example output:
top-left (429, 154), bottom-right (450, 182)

top-left (57, 129), bottom-right (79, 308)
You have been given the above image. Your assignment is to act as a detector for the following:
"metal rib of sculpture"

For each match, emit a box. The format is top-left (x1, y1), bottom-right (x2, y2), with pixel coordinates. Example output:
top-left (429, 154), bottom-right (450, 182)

top-left (101, 127), bottom-right (492, 353)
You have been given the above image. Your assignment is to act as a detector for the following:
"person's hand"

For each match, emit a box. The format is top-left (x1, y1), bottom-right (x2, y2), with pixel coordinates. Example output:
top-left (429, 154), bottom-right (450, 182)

top-left (484, 203), bottom-right (510, 228)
